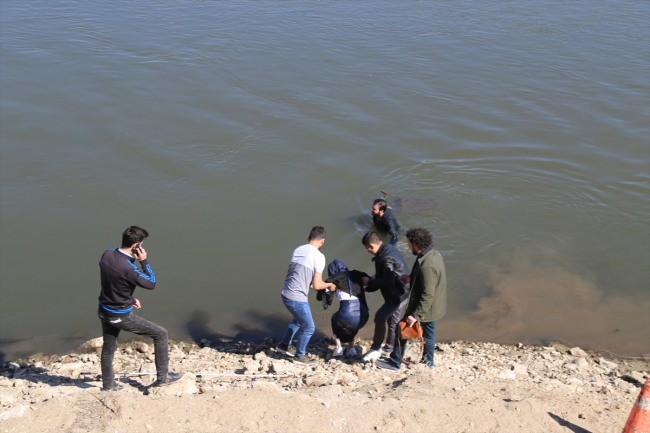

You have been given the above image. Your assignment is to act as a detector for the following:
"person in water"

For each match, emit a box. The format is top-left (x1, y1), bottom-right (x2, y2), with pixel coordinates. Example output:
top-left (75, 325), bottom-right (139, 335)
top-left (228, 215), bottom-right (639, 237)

top-left (325, 259), bottom-right (370, 358)
top-left (371, 198), bottom-right (400, 245)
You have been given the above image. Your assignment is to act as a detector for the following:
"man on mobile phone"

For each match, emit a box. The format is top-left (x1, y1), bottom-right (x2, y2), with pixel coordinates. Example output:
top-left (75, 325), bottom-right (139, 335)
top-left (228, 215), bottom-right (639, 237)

top-left (97, 226), bottom-right (184, 391)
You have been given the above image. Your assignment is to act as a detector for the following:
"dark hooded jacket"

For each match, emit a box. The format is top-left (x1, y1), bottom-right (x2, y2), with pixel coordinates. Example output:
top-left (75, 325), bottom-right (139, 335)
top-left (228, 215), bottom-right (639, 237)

top-left (323, 259), bottom-right (369, 308)
top-left (366, 242), bottom-right (409, 305)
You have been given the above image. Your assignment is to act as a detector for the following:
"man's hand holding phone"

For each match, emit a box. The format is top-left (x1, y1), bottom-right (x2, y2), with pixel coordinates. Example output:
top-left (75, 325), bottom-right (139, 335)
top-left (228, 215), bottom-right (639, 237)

top-left (131, 243), bottom-right (147, 261)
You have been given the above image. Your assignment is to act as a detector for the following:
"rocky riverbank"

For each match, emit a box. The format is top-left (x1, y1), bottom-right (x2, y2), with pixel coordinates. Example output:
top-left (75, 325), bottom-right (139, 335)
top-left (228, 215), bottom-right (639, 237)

top-left (0, 337), bottom-right (647, 432)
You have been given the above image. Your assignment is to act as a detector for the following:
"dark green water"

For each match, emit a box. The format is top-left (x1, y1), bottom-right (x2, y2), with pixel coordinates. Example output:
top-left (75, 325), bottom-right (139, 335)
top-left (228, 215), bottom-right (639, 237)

top-left (1, 1), bottom-right (648, 359)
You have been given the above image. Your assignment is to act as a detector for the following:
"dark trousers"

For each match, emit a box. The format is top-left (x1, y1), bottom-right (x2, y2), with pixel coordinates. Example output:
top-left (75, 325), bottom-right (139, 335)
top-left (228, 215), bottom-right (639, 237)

top-left (370, 299), bottom-right (407, 351)
top-left (98, 307), bottom-right (169, 389)
top-left (389, 320), bottom-right (436, 368)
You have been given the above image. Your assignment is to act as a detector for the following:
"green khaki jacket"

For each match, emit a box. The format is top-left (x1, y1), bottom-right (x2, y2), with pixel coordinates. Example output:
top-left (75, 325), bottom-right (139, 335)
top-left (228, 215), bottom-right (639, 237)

top-left (404, 248), bottom-right (447, 323)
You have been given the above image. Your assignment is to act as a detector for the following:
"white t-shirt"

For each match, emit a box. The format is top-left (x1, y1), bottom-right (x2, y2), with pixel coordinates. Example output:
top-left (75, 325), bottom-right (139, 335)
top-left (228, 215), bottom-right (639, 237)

top-left (281, 244), bottom-right (325, 302)
top-left (335, 288), bottom-right (357, 302)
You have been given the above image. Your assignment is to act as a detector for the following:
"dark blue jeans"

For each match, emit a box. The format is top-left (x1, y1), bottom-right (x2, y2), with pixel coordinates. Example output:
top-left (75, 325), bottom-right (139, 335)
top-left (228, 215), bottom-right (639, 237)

top-left (280, 296), bottom-right (315, 357)
top-left (98, 307), bottom-right (169, 389)
top-left (331, 300), bottom-right (369, 344)
top-left (389, 320), bottom-right (436, 368)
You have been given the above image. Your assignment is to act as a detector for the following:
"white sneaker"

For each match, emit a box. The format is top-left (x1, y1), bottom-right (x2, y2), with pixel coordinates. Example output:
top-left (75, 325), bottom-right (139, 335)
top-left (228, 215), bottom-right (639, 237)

top-left (332, 347), bottom-right (344, 357)
top-left (362, 350), bottom-right (381, 363)
top-left (346, 347), bottom-right (358, 358)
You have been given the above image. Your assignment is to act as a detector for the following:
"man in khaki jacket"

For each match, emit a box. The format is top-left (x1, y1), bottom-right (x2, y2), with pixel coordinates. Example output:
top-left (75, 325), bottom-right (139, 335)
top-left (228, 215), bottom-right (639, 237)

top-left (376, 227), bottom-right (446, 371)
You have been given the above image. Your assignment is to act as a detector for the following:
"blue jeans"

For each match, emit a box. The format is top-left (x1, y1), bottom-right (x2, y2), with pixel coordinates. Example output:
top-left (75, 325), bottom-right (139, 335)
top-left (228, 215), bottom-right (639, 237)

top-left (280, 296), bottom-right (315, 357)
top-left (331, 300), bottom-right (369, 344)
top-left (389, 320), bottom-right (436, 368)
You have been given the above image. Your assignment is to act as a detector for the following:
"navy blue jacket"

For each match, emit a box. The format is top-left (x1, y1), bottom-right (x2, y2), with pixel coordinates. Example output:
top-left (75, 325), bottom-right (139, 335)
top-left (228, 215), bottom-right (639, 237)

top-left (98, 248), bottom-right (156, 314)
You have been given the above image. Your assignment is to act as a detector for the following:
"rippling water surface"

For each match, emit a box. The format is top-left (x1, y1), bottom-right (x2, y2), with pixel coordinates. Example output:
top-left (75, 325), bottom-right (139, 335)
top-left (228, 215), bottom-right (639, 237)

top-left (1, 1), bottom-right (648, 359)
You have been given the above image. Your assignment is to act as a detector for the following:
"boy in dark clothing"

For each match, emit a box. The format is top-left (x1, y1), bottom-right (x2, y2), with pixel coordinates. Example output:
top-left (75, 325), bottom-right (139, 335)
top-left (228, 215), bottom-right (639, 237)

top-left (97, 226), bottom-right (184, 391)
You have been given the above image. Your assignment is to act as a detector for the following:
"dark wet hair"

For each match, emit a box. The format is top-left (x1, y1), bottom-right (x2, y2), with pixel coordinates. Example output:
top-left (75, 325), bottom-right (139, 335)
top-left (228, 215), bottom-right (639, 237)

top-left (405, 228), bottom-right (433, 252)
top-left (121, 226), bottom-right (149, 247)
top-left (362, 231), bottom-right (382, 246)
top-left (372, 199), bottom-right (388, 212)
top-left (308, 226), bottom-right (326, 241)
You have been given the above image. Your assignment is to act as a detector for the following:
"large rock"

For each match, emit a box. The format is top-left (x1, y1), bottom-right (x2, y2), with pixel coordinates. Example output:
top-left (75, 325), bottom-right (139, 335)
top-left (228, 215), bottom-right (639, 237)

top-left (572, 357), bottom-right (589, 370)
top-left (135, 342), bottom-right (150, 353)
top-left (150, 374), bottom-right (197, 396)
top-left (569, 347), bottom-right (588, 357)
top-left (597, 358), bottom-right (618, 369)
top-left (82, 337), bottom-right (104, 350)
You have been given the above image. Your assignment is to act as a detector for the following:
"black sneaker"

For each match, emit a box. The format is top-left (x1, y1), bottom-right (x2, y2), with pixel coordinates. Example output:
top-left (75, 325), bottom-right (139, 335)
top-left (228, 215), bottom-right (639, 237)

top-left (293, 355), bottom-right (317, 365)
top-left (375, 358), bottom-right (400, 372)
top-left (275, 343), bottom-right (296, 357)
top-left (155, 372), bottom-right (185, 387)
top-left (101, 383), bottom-right (125, 392)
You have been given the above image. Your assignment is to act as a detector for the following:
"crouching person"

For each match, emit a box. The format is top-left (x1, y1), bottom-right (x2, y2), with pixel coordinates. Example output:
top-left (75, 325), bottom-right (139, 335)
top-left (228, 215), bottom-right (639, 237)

top-left (97, 226), bottom-right (184, 391)
top-left (326, 260), bottom-right (370, 358)
top-left (376, 228), bottom-right (446, 372)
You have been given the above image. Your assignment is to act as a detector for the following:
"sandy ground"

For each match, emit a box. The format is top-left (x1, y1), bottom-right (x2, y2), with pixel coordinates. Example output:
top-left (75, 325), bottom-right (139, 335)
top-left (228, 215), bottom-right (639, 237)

top-left (0, 338), bottom-right (647, 433)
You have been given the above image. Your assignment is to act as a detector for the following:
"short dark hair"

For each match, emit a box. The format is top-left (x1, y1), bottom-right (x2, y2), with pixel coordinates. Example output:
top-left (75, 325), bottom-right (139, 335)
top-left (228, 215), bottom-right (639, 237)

top-left (372, 199), bottom-right (388, 212)
top-left (362, 231), bottom-right (382, 247)
top-left (405, 228), bottom-right (433, 251)
top-left (121, 226), bottom-right (149, 247)
top-left (308, 226), bottom-right (326, 241)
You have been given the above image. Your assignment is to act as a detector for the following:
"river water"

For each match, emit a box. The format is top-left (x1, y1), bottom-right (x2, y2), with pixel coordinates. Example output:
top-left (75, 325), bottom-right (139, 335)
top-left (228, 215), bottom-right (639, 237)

top-left (1, 1), bottom-right (648, 360)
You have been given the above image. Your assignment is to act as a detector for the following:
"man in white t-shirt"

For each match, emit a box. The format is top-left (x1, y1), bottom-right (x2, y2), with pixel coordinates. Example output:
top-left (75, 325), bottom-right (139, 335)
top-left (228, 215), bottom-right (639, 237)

top-left (276, 226), bottom-right (337, 365)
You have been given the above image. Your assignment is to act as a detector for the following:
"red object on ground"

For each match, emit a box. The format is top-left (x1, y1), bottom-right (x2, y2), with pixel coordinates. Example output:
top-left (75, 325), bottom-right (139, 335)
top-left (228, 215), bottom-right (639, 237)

top-left (623, 378), bottom-right (650, 433)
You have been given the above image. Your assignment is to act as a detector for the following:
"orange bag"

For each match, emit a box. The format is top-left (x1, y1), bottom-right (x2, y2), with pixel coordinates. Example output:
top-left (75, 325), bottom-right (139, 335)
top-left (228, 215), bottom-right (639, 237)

top-left (397, 320), bottom-right (424, 365)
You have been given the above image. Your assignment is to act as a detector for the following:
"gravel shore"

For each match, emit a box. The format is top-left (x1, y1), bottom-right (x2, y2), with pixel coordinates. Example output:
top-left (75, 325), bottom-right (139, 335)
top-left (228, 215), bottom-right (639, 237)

top-left (0, 337), bottom-right (647, 432)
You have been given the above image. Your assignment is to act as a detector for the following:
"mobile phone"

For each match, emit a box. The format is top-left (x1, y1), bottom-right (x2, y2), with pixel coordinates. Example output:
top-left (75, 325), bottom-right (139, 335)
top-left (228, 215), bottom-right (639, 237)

top-left (131, 243), bottom-right (141, 255)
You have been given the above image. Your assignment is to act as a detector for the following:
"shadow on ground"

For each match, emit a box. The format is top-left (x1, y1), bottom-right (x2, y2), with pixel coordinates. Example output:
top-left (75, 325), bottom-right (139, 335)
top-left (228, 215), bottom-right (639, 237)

top-left (548, 412), bottom-right (592, 433)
